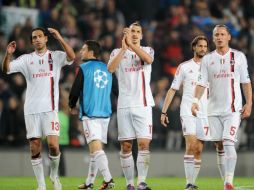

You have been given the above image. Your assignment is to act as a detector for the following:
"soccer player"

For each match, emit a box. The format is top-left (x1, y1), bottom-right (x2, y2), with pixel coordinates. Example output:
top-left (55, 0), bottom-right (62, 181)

top-left (161, 36), bottom-right (211, 190)
top-left (69, 40), bottom-right (115, 190)
top-left (108, 21), bottom-right (154, 190)
top-left (2, 27), bottom-right (75, 190)
top-left (191, 25), bottom-right (252, 190)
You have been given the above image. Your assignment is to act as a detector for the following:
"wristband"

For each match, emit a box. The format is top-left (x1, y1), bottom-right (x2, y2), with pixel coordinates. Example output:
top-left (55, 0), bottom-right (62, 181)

top-left (161, 112), bottom-right (168, 116)
top-left (193, 98), bottom-right (199, 104)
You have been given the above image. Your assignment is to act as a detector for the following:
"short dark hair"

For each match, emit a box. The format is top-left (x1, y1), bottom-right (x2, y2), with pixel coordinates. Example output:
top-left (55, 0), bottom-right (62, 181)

top-left (213, 24), bottom-right (231, 35)
top-left (191, 35), bottom-right (208, 51)
top-left (85, 40), bottom-right (101, 58)
top-left (129, 21), bottom-right (142, 28)
top-left (30, 27), bottom-right (48, 42)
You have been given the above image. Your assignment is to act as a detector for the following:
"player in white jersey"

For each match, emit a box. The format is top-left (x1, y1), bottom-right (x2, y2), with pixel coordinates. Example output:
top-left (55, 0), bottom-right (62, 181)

top-left (192, 25), bottom-right (252, 190)
top-left (2, 27), bottom-right (75, 190)
top-left (161, 36), bottom-right (212, 190)
top-left (108, 21), bottom-right (154, 190)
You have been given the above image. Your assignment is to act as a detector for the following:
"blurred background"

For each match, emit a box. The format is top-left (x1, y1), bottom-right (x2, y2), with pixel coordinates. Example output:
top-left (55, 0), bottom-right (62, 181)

top-left (0, 0), bottom-right (254, 177)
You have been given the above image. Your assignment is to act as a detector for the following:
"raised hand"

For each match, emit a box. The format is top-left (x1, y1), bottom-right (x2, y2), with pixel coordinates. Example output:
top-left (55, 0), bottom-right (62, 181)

top-left (122, 35), bottom-right (128, 50)
top-left (47, 28), bottom-right (62, 40)
top-left (6, 41), bottom-right (16, 54)
top-left (123, 28), bottom-right (132, 46)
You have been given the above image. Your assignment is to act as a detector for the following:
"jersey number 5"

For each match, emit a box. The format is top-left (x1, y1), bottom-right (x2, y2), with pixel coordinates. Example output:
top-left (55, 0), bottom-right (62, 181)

top-left (230, 126), bottom-right (236, 136)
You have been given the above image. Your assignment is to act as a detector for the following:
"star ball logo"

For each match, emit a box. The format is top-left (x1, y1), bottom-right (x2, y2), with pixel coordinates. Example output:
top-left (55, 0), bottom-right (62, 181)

top-left (94, 69), bottom-right (108, 88)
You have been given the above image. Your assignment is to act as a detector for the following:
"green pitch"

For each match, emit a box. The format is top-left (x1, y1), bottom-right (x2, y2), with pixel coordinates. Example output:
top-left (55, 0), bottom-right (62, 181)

top-left (0, 177), bottom-right (254, 190)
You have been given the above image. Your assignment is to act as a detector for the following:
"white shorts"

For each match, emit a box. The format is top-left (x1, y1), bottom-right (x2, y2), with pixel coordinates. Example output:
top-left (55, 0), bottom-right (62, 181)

top-left (196, 117), bottom-right (211, 141)
top-left (25, 111), bottom-right (60, 139)
top-left (208, 112), bottom-right (241, 142)
top-left (82, 116), bottom-right (110, 144)
top-left (117, 107), bottom-right (153, 141)
top-left (180, 116), bottom-right (196, 136)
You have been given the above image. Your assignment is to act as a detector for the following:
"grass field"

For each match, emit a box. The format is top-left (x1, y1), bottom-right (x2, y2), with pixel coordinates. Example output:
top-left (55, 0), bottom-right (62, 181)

top-left (0, 177), bottom-right (254, 190)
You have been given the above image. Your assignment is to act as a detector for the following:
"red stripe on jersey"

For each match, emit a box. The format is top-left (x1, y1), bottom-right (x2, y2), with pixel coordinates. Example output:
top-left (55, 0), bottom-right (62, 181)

top-left (141, 60), bottom-right (147, 106)
top-left (48, 53), bottom-right (54, 110)
top-left (230, 52), bottom-right (235, 112)
top-left (50, 77), bottom-right (55, 110)
top-left (230, 78), bottom-right (235, 112)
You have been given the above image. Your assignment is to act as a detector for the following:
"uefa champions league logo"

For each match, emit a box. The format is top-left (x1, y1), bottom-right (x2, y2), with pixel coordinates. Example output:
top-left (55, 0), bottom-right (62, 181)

top-left (94, 69), bottom-right (108, 88)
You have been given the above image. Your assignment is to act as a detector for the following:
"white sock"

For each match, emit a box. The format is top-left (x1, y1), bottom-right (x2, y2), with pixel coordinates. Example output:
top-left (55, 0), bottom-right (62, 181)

top-left (224, 141), bottom-right (237, 185)
top-left (184, 155), bottom-right (194, 185)
top-left (137, 150), bottom-right (150, 185)
top-left (94, 150), bottom-right (112, 182)
top-left (31, 158), bottom-right (46, 189)
top-left (193, 159), bottom-right (201, 184)
top-left (120, 152), bottom-right (134, 186)
top-left (217, 149), bottom-right (225, 180)
top-left (86, 153), bottom-right (98, 185)
top-left (49, 153), bottom-right (61, 180)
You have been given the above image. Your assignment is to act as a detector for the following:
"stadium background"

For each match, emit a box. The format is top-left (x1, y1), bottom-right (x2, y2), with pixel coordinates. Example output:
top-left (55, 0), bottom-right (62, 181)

top-left (0, 0), bottom-right (254, 178)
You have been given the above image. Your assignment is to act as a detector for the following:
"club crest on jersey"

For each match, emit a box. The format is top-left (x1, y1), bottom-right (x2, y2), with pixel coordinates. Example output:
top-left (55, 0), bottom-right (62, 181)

top-left (220, 59), bottom-right (225, 64)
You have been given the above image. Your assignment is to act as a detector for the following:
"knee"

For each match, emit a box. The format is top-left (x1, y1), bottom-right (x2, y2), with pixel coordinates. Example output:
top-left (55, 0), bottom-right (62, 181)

top-left (214, 141), bottom-right (224, 151)
top-left (48, 142), bottom-right (59, 154)
top-left (194, 147), bottom-right (202, 157)
top-left (29, 139), bottom-right (41, 157)
top-left (186, 143), bottom-right (195, 154)
top-left (121, 141), bottom-right (132, 154)
top-left (138, 141), bottom-right (150, 151)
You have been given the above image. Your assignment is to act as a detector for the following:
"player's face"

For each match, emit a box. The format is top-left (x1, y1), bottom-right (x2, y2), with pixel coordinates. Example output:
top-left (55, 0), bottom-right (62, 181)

top-left (31, 30), bottom-right (48, 51)
top-left (129, 25), bottom-right (142, 45)
top-left (213, 27), bottom-right (231, 49)
top-left (194, 40), bottom-right (208, 58)
top-left (80, 44), bottom-right (89, 60)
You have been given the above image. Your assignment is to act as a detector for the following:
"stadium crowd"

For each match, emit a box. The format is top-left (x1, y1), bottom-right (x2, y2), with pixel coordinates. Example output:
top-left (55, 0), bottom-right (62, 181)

top-left (1, 0), bottom-right (254, 150)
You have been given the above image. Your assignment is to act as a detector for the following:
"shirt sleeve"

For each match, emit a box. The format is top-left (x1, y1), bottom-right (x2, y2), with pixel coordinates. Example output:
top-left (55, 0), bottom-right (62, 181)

top-left (8, 55), bottom-right (27, 75)
top-left (55, 51), bottom-right (73, 67)
top-left (147, 47), bottom-right (154, 62)
top-left (170, 64), bottom-right (184, 90)
top-left (239, 52), bottom-right (251, 83)
top-left (197, 56), bottom-right (209, 86)
top-left (108, 49), bottom-right (120, 64)
top-left (69, 67), bottom-right (84, 108)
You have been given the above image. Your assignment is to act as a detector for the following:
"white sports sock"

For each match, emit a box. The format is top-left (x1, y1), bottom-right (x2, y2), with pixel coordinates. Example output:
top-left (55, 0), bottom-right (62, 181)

top-left (31, 158), bottom-right (46, 189)
top-left (49, 153), bottom-right (61, 180)
top-left (94, 150), bottom-right (112, 182)
top-left (217, 148), bottom-right (225, 180)
top-left (120, 152), bottom-right (134, 186)
top-left (137, 150), bottom-right (150, 185)
top-left (193, 159), bottom-right (201, 184)
top-left (184, 155), bottom-right (195, 185)
top-left (223, 141), bottom-right (237, 185)
top-left (86, 153), bottom-right (98, 185)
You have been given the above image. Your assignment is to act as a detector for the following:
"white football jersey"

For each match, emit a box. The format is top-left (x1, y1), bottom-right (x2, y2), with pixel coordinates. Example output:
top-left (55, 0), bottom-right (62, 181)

top-left (109, 47), bottom-right (155, 108)
top-left (8, 50), bottom-right (73, 115)
top-left (171, 59), bottom-right (208, 117)
top-left (198, 48), bottom-right (250, 115)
